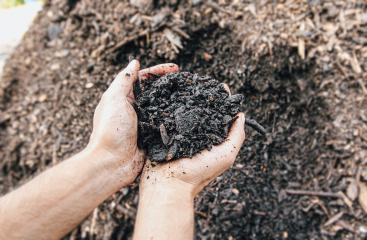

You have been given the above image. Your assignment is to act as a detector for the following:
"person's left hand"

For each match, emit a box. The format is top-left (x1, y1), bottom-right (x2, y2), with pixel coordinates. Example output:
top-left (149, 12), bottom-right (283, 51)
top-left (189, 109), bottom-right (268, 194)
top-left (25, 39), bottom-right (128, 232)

top-left (87, 60), bottom-right (179, 188)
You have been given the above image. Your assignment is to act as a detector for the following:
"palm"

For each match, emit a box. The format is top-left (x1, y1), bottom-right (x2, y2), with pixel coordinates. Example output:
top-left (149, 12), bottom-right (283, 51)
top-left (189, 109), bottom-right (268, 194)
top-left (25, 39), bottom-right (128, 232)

top-left (140, 115), bottom-right (245, 196)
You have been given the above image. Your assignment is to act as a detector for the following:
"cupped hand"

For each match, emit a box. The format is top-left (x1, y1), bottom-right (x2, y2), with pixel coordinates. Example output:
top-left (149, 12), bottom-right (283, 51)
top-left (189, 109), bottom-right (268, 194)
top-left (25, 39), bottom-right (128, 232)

top-left (87, 60), bottom-right (179, 187)
top-left (139, 86), bottom-right (246, 198)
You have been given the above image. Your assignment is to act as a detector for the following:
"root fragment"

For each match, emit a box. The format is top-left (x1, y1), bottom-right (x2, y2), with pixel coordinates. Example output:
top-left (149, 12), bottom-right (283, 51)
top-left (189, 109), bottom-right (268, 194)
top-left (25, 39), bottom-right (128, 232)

top-left (245, 118), bottom-right (266, 136)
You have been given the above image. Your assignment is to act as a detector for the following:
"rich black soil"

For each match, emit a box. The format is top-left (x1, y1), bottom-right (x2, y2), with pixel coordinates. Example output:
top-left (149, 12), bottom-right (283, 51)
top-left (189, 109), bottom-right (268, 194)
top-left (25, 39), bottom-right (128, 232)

top-left (135, 72), bottom-right (242, 162)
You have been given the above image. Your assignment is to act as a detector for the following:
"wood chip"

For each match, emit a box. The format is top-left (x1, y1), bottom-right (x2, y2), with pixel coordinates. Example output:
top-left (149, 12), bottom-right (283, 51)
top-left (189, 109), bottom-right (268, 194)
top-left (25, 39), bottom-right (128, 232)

top-left (324, 211), bottom-right (343, 227)
top-left (232, 188), bottom-right (239, 196)
top-left (298, 23), bottom-right (305, 59)
top-left (346, 180), bottom-right (358, 201)
top-left (337, 191), bottom-right (353, 209)
top-left (203, 52), bottom-right (212, 61)
top-left (85, 83), bottom-right (94, 88)
top-left (351, 50), bottom-right (362, 74)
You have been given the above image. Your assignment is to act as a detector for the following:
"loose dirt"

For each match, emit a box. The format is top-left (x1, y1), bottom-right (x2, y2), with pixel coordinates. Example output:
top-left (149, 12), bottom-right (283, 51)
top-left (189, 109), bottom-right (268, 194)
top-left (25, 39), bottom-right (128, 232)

top-left (135, 71), bottom-right (242, 162)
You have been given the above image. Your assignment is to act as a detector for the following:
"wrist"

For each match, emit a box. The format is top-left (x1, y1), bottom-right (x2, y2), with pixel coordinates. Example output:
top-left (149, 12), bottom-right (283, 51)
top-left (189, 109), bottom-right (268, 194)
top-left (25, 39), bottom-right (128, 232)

top-left (135, 182), bottom-right (195, 240)
top-left (139, 170), bottom-right (197, 201)
top-left (140, 182), bottom-right (195, 204)
top-left (80, 144), bottom-right (129, 192)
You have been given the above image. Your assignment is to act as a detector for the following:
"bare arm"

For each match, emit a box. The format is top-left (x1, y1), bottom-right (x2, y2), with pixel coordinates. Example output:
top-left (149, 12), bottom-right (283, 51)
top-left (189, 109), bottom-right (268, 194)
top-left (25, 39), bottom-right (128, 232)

top-left (0, 60), bottom-right (179, 240)
top-left (135, 183), bottom-right (195, 240)
top-left (0, 147), bottom-right (129, 240)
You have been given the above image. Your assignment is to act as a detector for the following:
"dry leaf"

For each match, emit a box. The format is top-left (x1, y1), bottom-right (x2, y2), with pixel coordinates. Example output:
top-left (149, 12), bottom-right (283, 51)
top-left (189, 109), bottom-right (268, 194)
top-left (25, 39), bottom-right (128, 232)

top-left (358, 182), bottom-right (367, 214)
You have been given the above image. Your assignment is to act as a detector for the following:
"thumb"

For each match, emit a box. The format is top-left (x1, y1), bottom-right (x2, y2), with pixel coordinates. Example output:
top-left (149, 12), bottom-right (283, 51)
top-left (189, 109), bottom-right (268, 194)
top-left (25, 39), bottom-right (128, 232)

top-left (226, 112), bottom-right (246, 152)
top-left (109, 60), bottom-right (140, 97)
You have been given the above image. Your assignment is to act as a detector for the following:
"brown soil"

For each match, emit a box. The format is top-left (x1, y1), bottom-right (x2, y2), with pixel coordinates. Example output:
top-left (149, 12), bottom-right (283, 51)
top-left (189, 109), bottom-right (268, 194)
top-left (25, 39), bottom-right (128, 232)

top-left (0, 0), bottom-right (366, 239)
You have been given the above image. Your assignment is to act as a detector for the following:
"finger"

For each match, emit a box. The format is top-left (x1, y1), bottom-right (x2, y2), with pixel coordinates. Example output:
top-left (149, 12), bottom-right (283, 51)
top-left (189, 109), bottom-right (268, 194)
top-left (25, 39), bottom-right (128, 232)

top-left (199, 112), bottom-right (246, 177)
top-left (186, 113), bottom-right (245, 173)
top-left (226, 112), bottom-right (246, 152)
top-left (109, 60), bottom-right (140, 97)
top-left (126, 63), bottom-right (179, 101)
top-left (139, 63), bottom-right (179, 82)
top-left (221, 83), bottom-right (231, 96)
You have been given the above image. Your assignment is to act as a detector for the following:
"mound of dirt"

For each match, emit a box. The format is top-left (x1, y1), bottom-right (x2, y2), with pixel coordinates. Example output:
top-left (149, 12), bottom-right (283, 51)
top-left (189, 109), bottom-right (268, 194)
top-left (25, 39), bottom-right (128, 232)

top-left (1, 0), bottom-right (366, 239)
top-left (135, 71), bottom-right (242, 161)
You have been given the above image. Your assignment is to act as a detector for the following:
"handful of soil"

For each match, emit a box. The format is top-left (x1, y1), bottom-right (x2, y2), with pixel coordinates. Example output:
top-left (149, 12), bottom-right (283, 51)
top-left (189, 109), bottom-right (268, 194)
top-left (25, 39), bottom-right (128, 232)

top-left (134, 71), bottom-right (243, 162)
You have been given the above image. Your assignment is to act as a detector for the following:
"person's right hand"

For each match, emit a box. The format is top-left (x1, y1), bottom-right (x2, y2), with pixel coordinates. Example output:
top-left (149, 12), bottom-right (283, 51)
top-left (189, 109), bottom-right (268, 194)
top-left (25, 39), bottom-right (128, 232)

top-left (138, 91), bottom-right (246, 198)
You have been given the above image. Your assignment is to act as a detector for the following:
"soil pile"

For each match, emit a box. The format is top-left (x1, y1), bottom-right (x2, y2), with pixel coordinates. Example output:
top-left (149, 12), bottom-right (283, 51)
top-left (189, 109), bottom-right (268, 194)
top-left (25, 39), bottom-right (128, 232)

top-left (135, 72), bottom-right (242, 162)
top-left (0, 0), bottom-right (366, 239)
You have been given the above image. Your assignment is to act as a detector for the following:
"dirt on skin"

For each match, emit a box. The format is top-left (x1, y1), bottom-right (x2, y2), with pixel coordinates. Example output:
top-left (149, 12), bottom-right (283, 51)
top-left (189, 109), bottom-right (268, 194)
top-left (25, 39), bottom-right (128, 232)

top-left (135, 71), bottom-right (242, 162)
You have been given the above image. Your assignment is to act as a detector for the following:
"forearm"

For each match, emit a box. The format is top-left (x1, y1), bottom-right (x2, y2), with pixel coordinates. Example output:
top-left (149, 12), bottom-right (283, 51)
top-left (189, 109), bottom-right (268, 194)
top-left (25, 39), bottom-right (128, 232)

top-left (133, 185), bottom-right (194, 240)
top-left (0, 146), bottom-right (122, 240)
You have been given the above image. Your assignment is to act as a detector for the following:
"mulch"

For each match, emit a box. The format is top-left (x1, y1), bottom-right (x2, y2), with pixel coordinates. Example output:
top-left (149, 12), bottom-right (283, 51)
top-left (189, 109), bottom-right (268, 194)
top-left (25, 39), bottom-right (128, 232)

top-left (0, 0), bottom-right (367, 239)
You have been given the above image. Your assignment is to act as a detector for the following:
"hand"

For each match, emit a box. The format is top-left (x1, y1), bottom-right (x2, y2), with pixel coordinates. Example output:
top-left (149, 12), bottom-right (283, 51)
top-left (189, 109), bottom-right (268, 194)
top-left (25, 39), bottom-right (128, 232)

top-left (139, 87), bottom-right (246, 198)
top-left (87, 60), bottom-right (179, 188)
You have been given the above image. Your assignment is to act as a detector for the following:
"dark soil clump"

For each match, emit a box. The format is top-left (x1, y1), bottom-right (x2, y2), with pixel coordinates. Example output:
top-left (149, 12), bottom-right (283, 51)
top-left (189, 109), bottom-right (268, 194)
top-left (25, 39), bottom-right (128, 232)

top-left (135, 72), bottom-right (242, 162)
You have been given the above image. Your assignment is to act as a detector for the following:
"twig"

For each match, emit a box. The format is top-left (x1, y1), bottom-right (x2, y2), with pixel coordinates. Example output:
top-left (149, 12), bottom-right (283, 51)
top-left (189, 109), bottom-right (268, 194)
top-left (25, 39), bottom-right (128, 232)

top-left (336, 58), bottom-right (348, 78)
top-left (245, 118), bottom-right (266, 135)
top-left (198, 77), bottom-right (211, 81)
top-left (324, 211), bottom-right (344, 227)
top-left (147, 72), bottom-right (161, 78)
top-left (286, 189), bottom-right (343, 198)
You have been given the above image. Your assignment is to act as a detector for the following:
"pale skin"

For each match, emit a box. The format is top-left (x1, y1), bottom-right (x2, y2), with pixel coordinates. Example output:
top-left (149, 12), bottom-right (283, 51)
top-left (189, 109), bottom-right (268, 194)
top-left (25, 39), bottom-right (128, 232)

top-left (0, 60), bottom-right (246, 240)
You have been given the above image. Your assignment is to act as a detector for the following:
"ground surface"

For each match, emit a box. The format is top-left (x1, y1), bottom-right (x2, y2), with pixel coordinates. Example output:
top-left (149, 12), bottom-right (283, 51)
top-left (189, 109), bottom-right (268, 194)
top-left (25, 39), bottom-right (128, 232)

top-left (0, 0), bottom-right (367, 239)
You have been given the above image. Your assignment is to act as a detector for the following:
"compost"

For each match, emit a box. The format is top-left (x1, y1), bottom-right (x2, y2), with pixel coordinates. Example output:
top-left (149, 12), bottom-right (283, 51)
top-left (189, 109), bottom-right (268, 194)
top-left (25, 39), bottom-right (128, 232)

top-left (135, 71), bottom-right (243, 162)
top-left (1, 0), bottom-right (367, 239)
